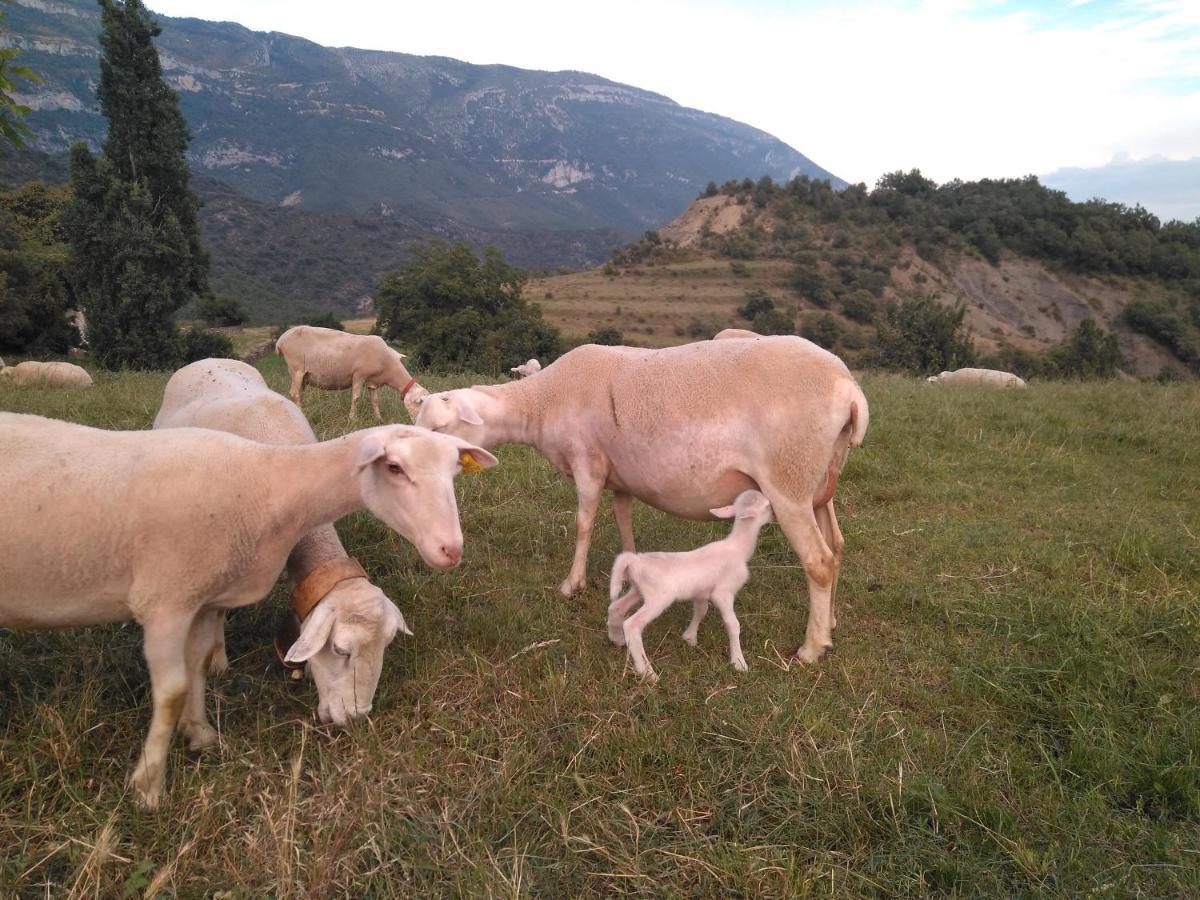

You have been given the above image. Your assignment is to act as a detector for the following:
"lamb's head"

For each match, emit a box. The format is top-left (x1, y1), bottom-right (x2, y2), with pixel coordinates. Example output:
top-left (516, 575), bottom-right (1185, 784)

top-left (710, 489), bottom-right (774, 525)
top-left (354, 424), bottom-right (497, 569)
top-left (413, 389), bottom-right (489, 445)
top-left (284, 579), bottom-right (412, 726)
top-left (927, 372), bottom-right (949, 383)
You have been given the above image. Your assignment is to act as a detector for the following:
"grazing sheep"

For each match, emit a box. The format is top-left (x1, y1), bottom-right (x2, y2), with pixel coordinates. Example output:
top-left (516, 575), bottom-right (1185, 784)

top-left (608, 489), bottom-right (773, 681)
top-left (0, 360), bottom-right (93, 387)
top-left (154, 358), bottom-right (415, 724)
top-left (415, 336), bottom-right (868, 664)
top-left (275, 325), bottom-right (429, 420)
top-left (510, 358), bottom-right (542, 378)
top-left (926, 367), bottom-right (1026, 388)
top-left (0, 412), bottom-right (496, 807)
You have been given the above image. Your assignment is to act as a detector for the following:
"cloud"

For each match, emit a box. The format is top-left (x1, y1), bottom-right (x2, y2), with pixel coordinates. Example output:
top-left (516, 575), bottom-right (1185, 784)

top-left (146, 0), bottom-right (1200, 195)
top-left (1042, 154), bottom-right (1200, 222)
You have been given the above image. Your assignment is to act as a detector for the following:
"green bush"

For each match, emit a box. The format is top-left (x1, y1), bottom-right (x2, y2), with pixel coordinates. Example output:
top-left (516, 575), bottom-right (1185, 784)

top-left (801, 311), bottom-right (843, 349)
top-left (751, 307), bottom-right (794, 336)
top-left (586, 326), bottom-right (624, 345)
top-left (875, 294), bottom-right (976, 375)
top-left (840, 290), bottom-right (878, 324)
top-left (197, 293), bottom-right (246, 327)
top-left (178, 327), bottom-right (235, 363)
top-left (737, 289), bottom-right (774, 321)
top-left (1049, 318), bottom-right (1123, 378)
top-left (1124, 299), bottom-right (1198, 364)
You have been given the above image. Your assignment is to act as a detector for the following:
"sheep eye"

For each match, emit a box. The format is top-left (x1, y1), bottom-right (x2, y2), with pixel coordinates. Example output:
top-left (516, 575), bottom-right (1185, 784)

top-left (332, 643), bottom-right (351, 659)
top-left (387, 462), bottom-right (403, 475)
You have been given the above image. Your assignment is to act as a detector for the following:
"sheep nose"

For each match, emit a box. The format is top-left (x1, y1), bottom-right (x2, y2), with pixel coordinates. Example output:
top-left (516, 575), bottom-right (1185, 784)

top-left (439, 543), bottom-right (463, 566)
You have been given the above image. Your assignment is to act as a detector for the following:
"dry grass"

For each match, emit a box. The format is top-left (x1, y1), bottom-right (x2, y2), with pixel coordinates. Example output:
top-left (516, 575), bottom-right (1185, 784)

top-left (1, 360), bottom-right (1198, 895)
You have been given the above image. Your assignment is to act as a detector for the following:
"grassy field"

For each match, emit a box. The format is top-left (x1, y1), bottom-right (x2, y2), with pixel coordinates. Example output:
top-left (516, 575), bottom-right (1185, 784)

top-left (1, 359), bottom-right (1198, 896)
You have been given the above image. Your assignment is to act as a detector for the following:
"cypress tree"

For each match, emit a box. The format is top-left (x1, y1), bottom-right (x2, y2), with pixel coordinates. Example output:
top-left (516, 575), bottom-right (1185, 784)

top-left (66, 0), bottom-right (209, 369)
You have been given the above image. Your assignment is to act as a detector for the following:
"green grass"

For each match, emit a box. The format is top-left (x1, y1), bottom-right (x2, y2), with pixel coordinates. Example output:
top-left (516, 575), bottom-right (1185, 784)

top-left (2, 364), bottom-right (1198, 896)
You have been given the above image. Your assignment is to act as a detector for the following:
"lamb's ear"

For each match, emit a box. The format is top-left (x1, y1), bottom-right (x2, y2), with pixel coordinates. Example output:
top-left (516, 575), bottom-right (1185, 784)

top-left (455, 393), bottom-right (484, 426)
top-left (710, 504), bottom-right (736, 519)
top-left (355, 433), bottom-right (386, 470)
top-left (285, 604), bottom-right (336, 664)
top-left (450, 438), bottom-right (499, 471)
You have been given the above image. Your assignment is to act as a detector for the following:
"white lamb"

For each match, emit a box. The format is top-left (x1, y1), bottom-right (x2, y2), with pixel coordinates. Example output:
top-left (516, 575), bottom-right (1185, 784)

top-left (153, 358), bottom-right (416, 725)
top-left (0, 360), bottom-right (93, 387)
top-left (608, 490), bottom-right (774, 681)
top-left (275, 324), bottom-right (429, 420)
top-left (0, 412), bottom-right (496, 807)
top-left (510, 358), bottom-right (542, 377)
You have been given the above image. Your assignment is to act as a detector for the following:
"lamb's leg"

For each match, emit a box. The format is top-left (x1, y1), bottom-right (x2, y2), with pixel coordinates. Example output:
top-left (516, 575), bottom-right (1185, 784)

top-left (369, 385), bottom-right (382, 420)
top-left (606, 586), bottom-right (641, 645)
top-left (769, 495), bottom-right (837, 664)
top-left (815, 501), bottom-right (845, 630)
top-left (621, 591), bottom-right (675, 682)
top-left (208, 610), bottom-right (228, 675)
top-left (288, 369), bottom-right (306, 405)
top-left (681, 598), bottom-right (709, 646)
top-left (713, 593), bottom-right (747, 671)
top-left (560, 463), bottom-right (606, 596)
top-left (129, 610), bottom-right (194, 809)
top-left (179, 609), bottom-right (220, 751)
top-left (613, 491), bottom-right (635, 553)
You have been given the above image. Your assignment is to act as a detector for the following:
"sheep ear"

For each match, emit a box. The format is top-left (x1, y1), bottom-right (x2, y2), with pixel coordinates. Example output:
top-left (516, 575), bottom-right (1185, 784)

top-left (451, 439), bottom-right (498, 471)
top-left (355, 433), bottom-right (386, 470)
top-left (456, 394), bottom-right (484, 426)
top-left (284, 604), bottom-right (336, 664)
top-left (709, 505), bottom-right (736, 519)
top-left (389, 601), bottom-right (414, 637)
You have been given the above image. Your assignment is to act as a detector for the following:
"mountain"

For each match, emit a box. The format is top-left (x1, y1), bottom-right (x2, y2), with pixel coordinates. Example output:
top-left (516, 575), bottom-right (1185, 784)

top-left (4, 0), bottom-right (842, 239)
top-left (529, 178), bottom-right (1200, 378)
top-left (1042, 155), bottom-right (1200, 225)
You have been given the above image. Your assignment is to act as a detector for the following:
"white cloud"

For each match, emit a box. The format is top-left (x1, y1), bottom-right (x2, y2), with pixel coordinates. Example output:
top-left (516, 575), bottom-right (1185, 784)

top-left (146, 0), bottom-right (1200, 190)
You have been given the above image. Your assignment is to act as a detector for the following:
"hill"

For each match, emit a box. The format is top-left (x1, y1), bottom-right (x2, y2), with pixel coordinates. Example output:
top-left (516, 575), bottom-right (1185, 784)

top-left (531, 176), bottom-right (1200, 378)
top-left (5, 0), bottom-right (841, 238)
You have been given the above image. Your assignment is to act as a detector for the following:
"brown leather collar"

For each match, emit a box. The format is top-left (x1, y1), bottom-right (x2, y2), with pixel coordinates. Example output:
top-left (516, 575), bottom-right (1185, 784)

top-left (273, 557), bottom-right (368, 670)
top-left (400, 377), bottom-right (417, 399)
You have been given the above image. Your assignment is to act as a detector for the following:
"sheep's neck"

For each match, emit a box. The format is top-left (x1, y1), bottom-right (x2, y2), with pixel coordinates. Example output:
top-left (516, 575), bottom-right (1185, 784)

top-left (264, 437), bottom-right (363, 546)
top-left (472, 380), bottom-right (541, 448)
top-left (724, 519), bottom-right (767, 559)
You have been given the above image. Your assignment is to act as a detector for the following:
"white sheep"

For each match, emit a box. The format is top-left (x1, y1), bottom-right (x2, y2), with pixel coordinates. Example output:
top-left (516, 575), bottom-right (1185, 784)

top-left (713, 327), bottom-right (763, 341)
top-left (926, 367), bottom-right (1026, 388)
top-left (510, 358), bottom-right (542, 377)
top-left (153, 358), bottom-right (415, 724)
top-left (275, 325), bottom-right (429, 420)
top-left (0, 411), bottom-right (496, 807)
top-left (608, 489), bottom-right (773, 681)
top-left (0, 360), bottom-right (93, 387)
top-left (415, 335), bottom-right (868, 664)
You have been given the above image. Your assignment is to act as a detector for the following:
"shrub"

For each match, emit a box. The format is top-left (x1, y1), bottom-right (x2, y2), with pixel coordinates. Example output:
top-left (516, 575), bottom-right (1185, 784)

top-left (586, 326), bottom-right (624, 345)
top-left (840, 290), bottom-right (878, 325)
top-left (801, 311), bottom-right (843, 349)
top-left (177, 327), bottom-right (235, 363)
top-left (1049, 318), bottom-right (1123, 378)
top-left (751, 307), bottom-right (794, 336)
top-left (791, 263), bottom-right (834, 308)
top-left (729, 260), bottom-right (750, 277)
top-left (1123, 299), bottom-right (1198, 364)
top-left (737, 289), bottom-right (774, 321)
top-left (197, 293), bottom-right (246, 327)
top-left (875, 294), bottom-right (976, 375)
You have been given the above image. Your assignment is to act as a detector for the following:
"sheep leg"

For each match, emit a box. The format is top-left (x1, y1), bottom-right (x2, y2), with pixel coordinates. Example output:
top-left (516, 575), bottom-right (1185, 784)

top-left (560, 465), bottom-right (605, 596)
top-left (607, 586), bottom-right (641, 645)
top-left (771, 497), bottom-right (837, 664)
top-left (368, 385), bottom-right (382, 420)
top-left (179, 609), bottom-right (220, 751)
top-left (713, 593), bottom-right (747, 671)
top-left (129, 610), bottom-right (195, 809)
top-left (621, 591), bottom-right (675, 682)
top-left (349, 379), bottom-right (363, 421)
top-left (288, 369), bottom-right (306, 405)
top-left (208, 610), bottom-right (229, 675)
top-left (681, 598), bottom-right (709, 646)
top-left (815, 501), bottom-right (845, 630)
top-left (613, 491), bottom-right (636, 552)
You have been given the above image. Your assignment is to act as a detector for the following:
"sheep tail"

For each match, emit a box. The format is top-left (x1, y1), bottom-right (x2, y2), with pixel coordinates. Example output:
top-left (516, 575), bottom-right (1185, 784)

top-left (610, 553), bottom-right (635, 602)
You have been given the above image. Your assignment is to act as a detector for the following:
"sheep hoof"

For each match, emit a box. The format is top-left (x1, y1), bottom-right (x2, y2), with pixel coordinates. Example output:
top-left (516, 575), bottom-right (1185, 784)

top-left (681, 631), bottom-right (699, 647)
top-left (183, 721), bottom-right (218, 752)
top-left (608, 625), bottom-right (627, 646)
top-left (732, 657), bottom-right (749, 672)
top-left (128, 760), bottom-right (163, 809)
top-left (794, 642), bottom-right (830, 665)
top-left (208, 651), bottom-right (229, 676)
top-left (558, 577), bottom-right (583, 597)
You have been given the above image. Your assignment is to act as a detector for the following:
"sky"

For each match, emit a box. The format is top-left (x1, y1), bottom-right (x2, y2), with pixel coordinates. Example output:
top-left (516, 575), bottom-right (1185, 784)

top-left (147, 0), bottom-right (1200, 208)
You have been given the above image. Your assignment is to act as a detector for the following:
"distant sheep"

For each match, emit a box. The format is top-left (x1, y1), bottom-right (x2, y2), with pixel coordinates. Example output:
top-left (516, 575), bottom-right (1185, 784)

top-left (927, 367), bottom-right (1026, 388)
top-left (608, 490), bottom-right (773, 680)
top-left (275, 325), bottom-right (429, 420)
top-left (0, 411), bottom-right (496, 807)
top-left (0, 360), bottom-right (93, 388)
top-left (713, 328), bottom-right (762, 341)
top-left (510, 358), bottom-right (542, 377)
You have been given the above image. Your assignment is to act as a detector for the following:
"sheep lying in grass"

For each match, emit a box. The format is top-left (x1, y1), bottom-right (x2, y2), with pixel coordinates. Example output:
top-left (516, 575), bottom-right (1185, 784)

top-left (415, 335), bottom-right (868, 664)
top-left (275, 324), bottom-right (429, 420)
top-left (927, 367), bottom-right (1026, 388)
top-left (154, 358), bottom-right (417, 725)
top-left (0, 360), bottom-right (93, 387)
top-left (608, 490), bottom-right (774, 681)
top-left (510, 358), bottom-right (542, 377)
top-left (0, 411), bottom-right (496, 807)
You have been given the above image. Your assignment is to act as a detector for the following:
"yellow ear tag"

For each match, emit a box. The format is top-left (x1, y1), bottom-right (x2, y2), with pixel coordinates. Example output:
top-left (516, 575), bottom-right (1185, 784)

top-left (459, 452), bottom-right (483, 476)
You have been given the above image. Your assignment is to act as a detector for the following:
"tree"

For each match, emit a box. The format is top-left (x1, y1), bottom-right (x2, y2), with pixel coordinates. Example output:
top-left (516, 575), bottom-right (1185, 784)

top-left (751, 306), bottom-right (794, 336)
top-left (65, 0), bottom-right (210, 369)
top-left (1050, 318), bottom-right (1123, 378)
top-left (586, 326), bottom-right (624, 345)
top-left (737, 289), bottom-right (774, 321)
top-left (0, 6), bottom-right (38, 148)
top-left (375, 240), bottom-right (560, 373)
top-left (875, 294), bottom-right (976, 374)
top-left (197, 293), bottom-right (246, 327)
